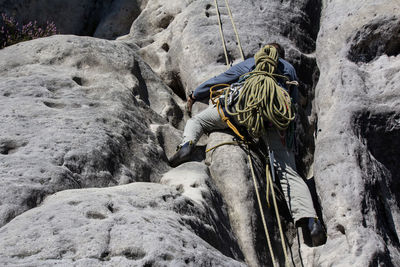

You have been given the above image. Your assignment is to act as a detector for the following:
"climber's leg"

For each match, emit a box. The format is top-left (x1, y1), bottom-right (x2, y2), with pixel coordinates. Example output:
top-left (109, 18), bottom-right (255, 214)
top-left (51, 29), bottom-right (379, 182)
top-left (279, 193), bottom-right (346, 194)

top-left (262, 130), bottom-right (326, 246)
top-left (262, 130), bottom-right (316, 222)
top-left (169, 105), bottom-right (228, 167)
top-left (182, 105), bottom-right (228, 144)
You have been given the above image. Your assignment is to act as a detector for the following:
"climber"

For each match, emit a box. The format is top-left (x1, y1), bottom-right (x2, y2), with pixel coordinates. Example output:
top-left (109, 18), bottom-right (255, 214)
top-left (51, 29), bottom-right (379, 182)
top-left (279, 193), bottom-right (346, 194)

top-left (169, 43), bottom-right (326, 247)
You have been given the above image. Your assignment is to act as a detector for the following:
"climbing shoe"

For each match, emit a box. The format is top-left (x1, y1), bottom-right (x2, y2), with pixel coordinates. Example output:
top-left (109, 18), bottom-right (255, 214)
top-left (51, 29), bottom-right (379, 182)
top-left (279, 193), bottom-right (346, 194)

top-left (308, 217), bottom-right (327, 247)
top-left (169, 141), bottom-right (194, 167)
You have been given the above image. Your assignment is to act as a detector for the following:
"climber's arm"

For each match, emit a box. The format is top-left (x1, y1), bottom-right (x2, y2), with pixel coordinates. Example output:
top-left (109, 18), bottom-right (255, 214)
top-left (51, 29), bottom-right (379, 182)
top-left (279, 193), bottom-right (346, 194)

top-left (191, 58), bottom-right (255, 101)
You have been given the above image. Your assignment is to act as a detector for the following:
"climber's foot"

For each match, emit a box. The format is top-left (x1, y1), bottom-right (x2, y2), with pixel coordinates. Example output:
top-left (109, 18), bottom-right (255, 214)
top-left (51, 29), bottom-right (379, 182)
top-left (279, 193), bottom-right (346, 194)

top-left (297, 217), bottom-right (327, 247)
top-left (308, 217), bottom-right (327, 247)
top-left (169, 141), bottom-right (194, 167)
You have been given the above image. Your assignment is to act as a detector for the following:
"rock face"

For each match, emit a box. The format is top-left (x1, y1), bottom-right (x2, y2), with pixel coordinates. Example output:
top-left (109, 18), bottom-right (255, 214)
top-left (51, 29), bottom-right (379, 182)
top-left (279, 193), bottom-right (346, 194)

top-left (310, 1), bottom-right (400, 266)
top-left (127, 0), bottom-right (320, 104)
top-left (0, 0), bottom-right (400, 266)
top-left (0, 181), bottom-right (244, 266)
top-left (126, 0), bottom-right (321, 265)
top-left (0, 35), bottom-right (182, 227)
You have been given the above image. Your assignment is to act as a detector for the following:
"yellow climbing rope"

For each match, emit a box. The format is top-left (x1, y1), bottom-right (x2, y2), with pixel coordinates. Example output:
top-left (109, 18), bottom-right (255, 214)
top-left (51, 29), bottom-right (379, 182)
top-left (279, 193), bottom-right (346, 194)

top-left (224, 0), bottom-right (245, 61)
top-left (207, 140), bottom-right (290, 267)
top-left (223, 45), bottom-right (295, 138)
top-left (214, 0), bottom-right (230, 67)
top-left (214, 0), bottom-right (245, 68)
top-left (264, 144), bottom-right (290, 267)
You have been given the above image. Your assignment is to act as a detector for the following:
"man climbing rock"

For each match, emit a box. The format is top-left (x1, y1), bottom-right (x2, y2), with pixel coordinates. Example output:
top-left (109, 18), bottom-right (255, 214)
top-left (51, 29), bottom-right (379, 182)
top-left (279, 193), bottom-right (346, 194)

top-left (169, 43), bottom-right (326, 247)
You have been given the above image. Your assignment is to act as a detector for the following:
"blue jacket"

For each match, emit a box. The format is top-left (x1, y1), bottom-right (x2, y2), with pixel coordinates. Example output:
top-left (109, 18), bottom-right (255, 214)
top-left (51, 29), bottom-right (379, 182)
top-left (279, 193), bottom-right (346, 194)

top-left (193, 57), bottom-right (298, 102)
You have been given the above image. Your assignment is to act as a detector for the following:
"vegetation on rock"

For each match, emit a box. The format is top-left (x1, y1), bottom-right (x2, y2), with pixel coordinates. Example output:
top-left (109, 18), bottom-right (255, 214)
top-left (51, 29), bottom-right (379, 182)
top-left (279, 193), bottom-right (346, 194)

top-left (0, 13), bottom-right (57, 49)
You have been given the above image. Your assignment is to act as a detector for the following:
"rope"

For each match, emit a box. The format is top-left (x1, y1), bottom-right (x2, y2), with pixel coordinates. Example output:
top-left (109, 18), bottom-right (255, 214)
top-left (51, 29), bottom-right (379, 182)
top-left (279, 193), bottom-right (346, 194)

top-left (205, 141), bottom-right (239, 153)
top-left (206, 138), bottom-right (290, 267)
top-left (247, 144), bottom-right (278, 267)
top-left (265, 142), bottom-right (290, 267)
top-left (214, 0), bottom-right (230, 67)
top-left (210, 84), bottom-right (245, 140)
top-left (224, 0), bottom-right (245, 61)
top-left (214, 0), bottom-right (245, 67)
top-left (222, 45), bottom-right (295, 138)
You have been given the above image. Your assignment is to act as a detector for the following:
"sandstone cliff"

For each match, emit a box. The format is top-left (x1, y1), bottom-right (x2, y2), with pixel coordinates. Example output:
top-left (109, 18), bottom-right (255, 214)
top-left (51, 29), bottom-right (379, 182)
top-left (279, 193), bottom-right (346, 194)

top-left (0, 0), bottom-right (399, 266)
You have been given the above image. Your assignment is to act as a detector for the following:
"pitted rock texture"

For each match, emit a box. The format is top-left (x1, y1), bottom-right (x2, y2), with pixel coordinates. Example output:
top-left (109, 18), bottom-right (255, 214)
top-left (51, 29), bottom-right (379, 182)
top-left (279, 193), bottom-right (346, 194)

top-left (0, 182), bottom-right (245, 266)
top-left (0, 0), bottom-right (400, 266)
top-left (311, 1), bottom-right (400, 266)
top-left (0, 35), bottom-right (183, 227)
top-left (125, 0), bottom-right (321, 104)
top-left (206, 132), bottom-right (296, 267)
top-left (124, 0), bottom-right (321, 180)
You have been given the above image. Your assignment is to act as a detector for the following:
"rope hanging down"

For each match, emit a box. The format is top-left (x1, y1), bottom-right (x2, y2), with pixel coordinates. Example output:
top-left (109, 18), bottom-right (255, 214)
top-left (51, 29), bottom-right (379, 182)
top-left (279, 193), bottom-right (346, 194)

top-left (207, 140), bottom-right (290, 267)
top-left (214, 0), bottom-right (245, 68)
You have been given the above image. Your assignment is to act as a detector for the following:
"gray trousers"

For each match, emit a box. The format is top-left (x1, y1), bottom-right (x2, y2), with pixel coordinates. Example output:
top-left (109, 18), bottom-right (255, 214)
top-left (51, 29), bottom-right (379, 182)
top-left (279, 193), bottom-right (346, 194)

top-left (183, 106), bottom-right (317, 222)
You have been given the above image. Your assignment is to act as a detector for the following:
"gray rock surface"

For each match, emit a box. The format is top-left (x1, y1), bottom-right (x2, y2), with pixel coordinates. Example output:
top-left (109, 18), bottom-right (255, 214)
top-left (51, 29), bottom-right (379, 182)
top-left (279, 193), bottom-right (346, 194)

top-left (309, 0), bottom-right (400, 266)
top-left (206, 132), bottom-right (260, 266)
top-left (0, 35), bottom-right (182, 227)
top-left (125, 0), bottom-right (321, 265)
top-left (0, 182), bottom-right (245, 266)
top-left (126, 0), bottom-right (320, 105)
top-left (0, 0), bottom-right (399, 266)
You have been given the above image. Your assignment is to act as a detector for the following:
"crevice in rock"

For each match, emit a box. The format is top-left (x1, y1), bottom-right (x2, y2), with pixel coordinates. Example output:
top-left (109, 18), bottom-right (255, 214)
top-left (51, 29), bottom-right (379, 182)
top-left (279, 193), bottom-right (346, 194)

top-left (43, 101), bottom-right (66, 109)
top-left (100, 226), bottom-right (112, 261)
top-left (303, 0), bottom-right (322, 41)
top-left (99, 251), bottom-right (111, 261)
top-left (106, 202), bottom-right (115, 213)
top-left (25, 191), bottom-right (45, 209)
top-left (3, 210), bottom-right (16, 225)
top-left (354, 111), bottom-right (400, 248)
top-left (158, 14), bottom-right (174, 29)
top-left (81, 0), bottom-right (111, 37)
top-left (86, 211), bottom-right (107, 220)
top-left (167, 71), bottom-right (186, 101)
top-left (72, 76), bottom-right (83, 86)
top-left (284, 0), bottom-right (322, 53)
top-left (161, 43), bottom-right (169, 52)
top-left (131, 60), bottom-right (150, 105)
top-left (292, 54), bottom-right (320, 179)
top-left (143, 261), bottom-right (154, 267)
top-left (122, 248), bottom-right (146, 260)
top-left (336, 224), bottom-right (346, 235)
top-left (369, 249), bottom-right (395, 267)
top-left (0, 139), bottom-right (27, 155)
top-left (348, 16), bottom-right (400, 63)
top-left (173, 184), bottom-right (244, 261)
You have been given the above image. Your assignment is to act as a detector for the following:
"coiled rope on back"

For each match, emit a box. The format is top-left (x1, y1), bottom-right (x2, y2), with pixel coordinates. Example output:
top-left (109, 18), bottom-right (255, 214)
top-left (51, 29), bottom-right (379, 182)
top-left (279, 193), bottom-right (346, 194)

top-left (223, 45), bottom-right (295, 138)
